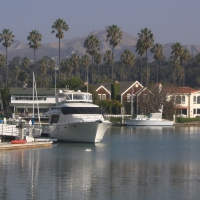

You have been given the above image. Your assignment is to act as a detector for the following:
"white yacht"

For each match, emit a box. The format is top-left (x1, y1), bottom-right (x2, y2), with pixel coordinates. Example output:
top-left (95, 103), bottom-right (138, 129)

top-left (125, 108), bottom-right (174, 126)
top-left (42, 89), bottom-right (111, 143)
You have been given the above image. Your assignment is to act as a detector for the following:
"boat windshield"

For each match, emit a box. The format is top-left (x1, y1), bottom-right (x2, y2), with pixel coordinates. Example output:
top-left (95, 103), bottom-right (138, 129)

top-left (59, 93), bottom-right (92, 103)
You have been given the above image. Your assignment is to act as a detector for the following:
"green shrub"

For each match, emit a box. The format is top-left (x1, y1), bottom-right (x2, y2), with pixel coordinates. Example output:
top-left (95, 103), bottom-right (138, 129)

top-left (176, 117), bottom-right (200, 123)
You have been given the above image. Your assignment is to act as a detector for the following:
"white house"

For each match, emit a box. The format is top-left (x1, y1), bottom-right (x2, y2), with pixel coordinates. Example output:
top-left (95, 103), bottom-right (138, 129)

top-left (166, 86), bottom-right (200, 118)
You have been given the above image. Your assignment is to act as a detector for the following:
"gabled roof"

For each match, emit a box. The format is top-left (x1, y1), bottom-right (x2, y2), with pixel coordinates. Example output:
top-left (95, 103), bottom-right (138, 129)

top-left (9, 88), bottom-right (64, 95)
top-left (95, 81), bottom-right (142, 95)
top-left (96, 85), bottom-right (111, 94)
top-left (121, 81), bottom-right (143, 95)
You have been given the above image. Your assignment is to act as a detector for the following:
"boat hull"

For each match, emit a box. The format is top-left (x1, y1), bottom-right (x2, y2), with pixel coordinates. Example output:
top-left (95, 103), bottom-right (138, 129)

top-left (11, 139), bottom-right (27, 144)
top-left (125, 119), bottom-right (173, 126)
top-left (44, 121), bottom-right (111, 143)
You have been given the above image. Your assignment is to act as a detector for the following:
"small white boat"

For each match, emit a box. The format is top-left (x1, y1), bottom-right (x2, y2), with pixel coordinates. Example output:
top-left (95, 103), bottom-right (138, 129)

top-left (125, 108), bottom-right (174, 126)
top-left (42, 89), bottom-right (111, 143)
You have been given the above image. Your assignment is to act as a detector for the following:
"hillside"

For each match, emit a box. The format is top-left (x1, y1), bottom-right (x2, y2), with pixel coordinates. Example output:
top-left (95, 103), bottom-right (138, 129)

top-left (0, 29), bottom-right (200, 61)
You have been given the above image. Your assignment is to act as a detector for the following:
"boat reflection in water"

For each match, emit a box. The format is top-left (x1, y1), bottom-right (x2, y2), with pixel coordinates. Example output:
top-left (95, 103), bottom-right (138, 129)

top-left (0, 126), bottom-right (200, 200)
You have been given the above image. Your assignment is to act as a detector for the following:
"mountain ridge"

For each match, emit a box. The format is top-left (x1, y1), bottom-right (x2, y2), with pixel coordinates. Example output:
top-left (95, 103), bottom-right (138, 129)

top-left (0, 29), bottom-right (199, 61)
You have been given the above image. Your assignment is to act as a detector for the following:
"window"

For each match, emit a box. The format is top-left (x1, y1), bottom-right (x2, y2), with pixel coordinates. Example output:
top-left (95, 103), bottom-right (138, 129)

top-left (102, 94), bottom-right (106, 100)
top-left (197, 109), bottom-right (200, 114)
top-left (194, 109), bottom-right (196, 114)
top-left (98, 94), bottom-right (101, 100)
top-left (194, 96), bottom-right (196, 104)
top-left (61, 107), bottom-right (101, 115)
top-left (182, 96), bottom-right (185, 104)
top-left (143, 94), bottom-right (149, 102)
top-left (197, 96), bottom-right (200, 104)
top-left (176, 96), bottom-right (181, 104)
top-left (127, 93), bottom-right (131, 102)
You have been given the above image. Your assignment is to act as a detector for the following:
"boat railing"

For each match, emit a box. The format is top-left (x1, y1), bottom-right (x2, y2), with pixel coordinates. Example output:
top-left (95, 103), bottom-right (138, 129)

top-left (0, 124), bottom-right (19, 136)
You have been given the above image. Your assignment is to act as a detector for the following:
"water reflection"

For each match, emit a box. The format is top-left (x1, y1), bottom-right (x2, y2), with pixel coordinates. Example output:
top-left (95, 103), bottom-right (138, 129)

top-left (0, 127), bottom-right (200, 200)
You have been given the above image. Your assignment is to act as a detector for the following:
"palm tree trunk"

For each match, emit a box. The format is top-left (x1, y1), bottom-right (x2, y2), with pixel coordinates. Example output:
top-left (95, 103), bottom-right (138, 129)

top-left (157, 60), bottom-right (158, 83)
top-left (92, 56), bottom-right (94, 85)
top-left (141, 56), bottom-right (143, 85)
top-left (146, 50), bottom-right (148, 86)
top-left (59, 38), bottom-right (60, 82)
top-left (6, 47), bottom-right (8, 86)
top-left (112, 47), bottom-right (114, 80)
top-left (108, 65), bottom-right (109, 80)
top-left (34, 49), bottom-right (37, 81)
top-left (87, 66), bottom-right (88, 93)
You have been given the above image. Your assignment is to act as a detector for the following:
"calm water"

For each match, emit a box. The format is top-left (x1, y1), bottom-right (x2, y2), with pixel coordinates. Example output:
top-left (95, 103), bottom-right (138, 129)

top-left (1, 126), bottom-right (200, 200)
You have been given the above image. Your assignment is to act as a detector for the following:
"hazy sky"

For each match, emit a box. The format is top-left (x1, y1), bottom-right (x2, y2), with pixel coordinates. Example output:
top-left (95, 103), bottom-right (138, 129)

top-left (1, 0), bottom-right (200, 45)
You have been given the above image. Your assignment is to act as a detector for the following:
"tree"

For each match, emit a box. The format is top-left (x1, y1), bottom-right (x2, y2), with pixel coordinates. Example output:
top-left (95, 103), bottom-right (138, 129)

top-left (48, 59), bottom-right (56, 85)
top-left (18, 70), bottom-right (29, 87)
top-left (171, 42), bottom-right (183, 59)
top-left (0, 54), bottom-right (6, 86)
top-left (13, 66), bottom-right (20, 87)
top-left (27, 30), bottom-right (42, 80)
top-left (71, 53), bottom-right (80, 77)
top-left (106, 24), bottom-right (123, 80)
top-left (94, 53), bottom-right (102, 82)
top-left (37, 58), bottom-right (48, 87)
top-left (120, 49), bottom-right (135, 81)
top-left (84, 35), bottom-right (100, 85)
top-left (171, 42), bottom-right (183, 85)
top-left (60, 58), bottom-right (74, 79)
top-left (21, 57), bottom-right (30, 72)
top-left (81, 54), bottom-right (91, 87)
top-left (136, 39), bottom-right (145, 84)
top-left (103, 50), bottom-right (112, 80)
top-left (150, 43), bottom-right (164, 83)
top-left (0, 29), bottom-right (15, 85)
top-left (137, 27), bottom-right (154, 86)
top-left (51, 18), bottom-right (69, 82)
top-left (180, 49), bottom-right (190, 86)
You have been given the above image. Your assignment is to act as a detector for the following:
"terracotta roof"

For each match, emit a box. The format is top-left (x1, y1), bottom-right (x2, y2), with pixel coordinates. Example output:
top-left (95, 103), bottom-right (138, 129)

top-left (165, 86), bottom-right (200, 94)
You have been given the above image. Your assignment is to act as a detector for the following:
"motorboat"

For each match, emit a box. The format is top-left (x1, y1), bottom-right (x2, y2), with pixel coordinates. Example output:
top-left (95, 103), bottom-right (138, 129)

top-left (42, 89), bottom-right (111, 143)
top-left (11, 139), bottom-right (27, 144)
top-left (125, 108), bottom-right (174, 126)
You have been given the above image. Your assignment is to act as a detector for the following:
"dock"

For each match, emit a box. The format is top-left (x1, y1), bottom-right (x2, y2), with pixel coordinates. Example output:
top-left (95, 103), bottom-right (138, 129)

top-left (0, 141), bottom-right (52, 151)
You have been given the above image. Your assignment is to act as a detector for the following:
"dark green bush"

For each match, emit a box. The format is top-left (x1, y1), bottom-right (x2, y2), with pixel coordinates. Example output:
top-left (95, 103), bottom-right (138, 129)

top-left (176, 117), bottom-right (200, 123)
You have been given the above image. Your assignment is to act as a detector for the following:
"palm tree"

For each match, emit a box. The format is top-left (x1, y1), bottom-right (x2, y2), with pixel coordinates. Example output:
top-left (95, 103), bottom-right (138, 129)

top-left (136, 39), bottom-right (145, 84)
top-left (71, 53), bottom-right (80, 77)
top-left (81, 54), bottom-right (91, 86)
top-left (150, 43), bottom-right (164, 83)
top-left (120, 49), bottom-right (135, 81)
top-left (0, 54), bottom-right (6, 86)
top-left (137, 27), bottom-right (154, 86)
top-left (27, 30), bottom-right (42, 80)
top-left (84, 35), bottom-right (100, 85)
top-left (103, 50), bottom-right (112, 80)
top-left (171, 42), bottom-right (183, 85)
top-left (171, 42), bottom-right (183, 59)
top-left (51, 18), bottom-right (69, 82)
top-left (180, 48), bottom-right (190, 86)
top-left (106, 24), bottom-right (123, 80)
top-left (21, 57), bottom-right (30, 71)
top-left (0, 29), bottom-right (15, 85)
top-left (48, 59), bottom-right (56, 85)
top-left (37, 58), bottom-right (48, 87)
top-left (13, 66), bottom-right (20, 87)
top-left (94, 53), bottom-right (102, 82)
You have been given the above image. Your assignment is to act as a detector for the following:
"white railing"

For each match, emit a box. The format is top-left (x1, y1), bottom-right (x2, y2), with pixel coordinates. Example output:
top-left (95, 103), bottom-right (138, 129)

top-left (0, 124), bottom-right (19, 136)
